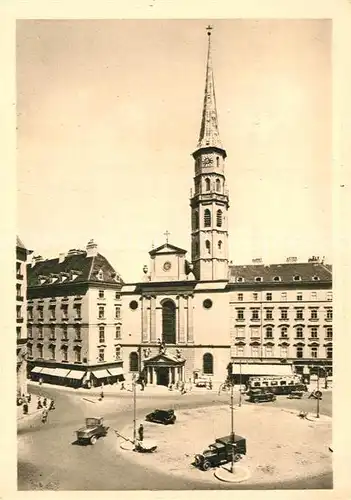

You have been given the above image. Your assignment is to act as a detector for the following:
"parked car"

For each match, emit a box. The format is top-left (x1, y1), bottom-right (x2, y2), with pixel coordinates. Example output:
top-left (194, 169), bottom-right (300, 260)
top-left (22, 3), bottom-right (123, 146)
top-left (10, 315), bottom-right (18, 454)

top-left (195, 376), bottom-right (211, 387)
top-left (145, 409), bottom-right (176, 425)
top-left (75, 417), bottom-right (109, 445)
top-left (248, 388), bottom-right (276, 403)
top-left (288, 384), bottom-right (308, 399)
top-left (194, 434), bottom-right (247, 471)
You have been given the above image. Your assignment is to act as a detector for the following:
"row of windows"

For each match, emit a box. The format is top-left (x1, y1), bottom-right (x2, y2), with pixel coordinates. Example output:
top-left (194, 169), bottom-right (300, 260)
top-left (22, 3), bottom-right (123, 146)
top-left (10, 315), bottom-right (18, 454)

top-left (235, 345), bottom-right (333, 359)
top-left (28, 344), bottom-right (122, 363)
top-left (235, 325), bottom-right (333, 339)
top-left (236, 308), bottom-right (332, 321)
top-left (195, 176), bottom-right (223, 194)
top-left (236, 276), bottom-right (330, 284)
top-left (28, 304), bottom-right (121, 320)
top-left (27, 324), bottom-right (122, 341)
top-left (236, 291), bottom-right (332, 301)
top-left (192, 208), bottom-right (223, 229)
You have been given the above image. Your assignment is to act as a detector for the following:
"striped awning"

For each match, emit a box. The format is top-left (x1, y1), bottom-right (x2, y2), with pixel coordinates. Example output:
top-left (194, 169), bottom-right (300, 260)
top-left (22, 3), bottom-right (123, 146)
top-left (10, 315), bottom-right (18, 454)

top-left (31, 366), bottom-right (43, 374)
top-left (92, 369), bottom-right (110, 379)
top-left (40, 367), bottom-right (57, 375)
top-left (67, 370), bottom-right (85, 380)
top-left (108, 367), bottom-right (124, 376)
top-left (231, 363), bottom-right (294, 376)
top-left (52, 368), bottom-right (71, 377)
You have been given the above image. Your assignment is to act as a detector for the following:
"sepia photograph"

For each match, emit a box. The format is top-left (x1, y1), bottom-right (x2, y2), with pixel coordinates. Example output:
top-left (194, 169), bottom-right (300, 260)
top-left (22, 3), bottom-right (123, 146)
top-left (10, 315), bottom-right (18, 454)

top-left (16, 19), bottom-right (333, 491)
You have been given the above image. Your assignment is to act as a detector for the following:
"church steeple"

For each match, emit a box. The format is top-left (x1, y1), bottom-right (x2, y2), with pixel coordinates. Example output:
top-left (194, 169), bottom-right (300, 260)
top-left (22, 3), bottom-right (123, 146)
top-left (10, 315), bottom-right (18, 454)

top-left (195, 25), bottom-right (226, 157)
top-left (190, 26), bottom-right (229, 282)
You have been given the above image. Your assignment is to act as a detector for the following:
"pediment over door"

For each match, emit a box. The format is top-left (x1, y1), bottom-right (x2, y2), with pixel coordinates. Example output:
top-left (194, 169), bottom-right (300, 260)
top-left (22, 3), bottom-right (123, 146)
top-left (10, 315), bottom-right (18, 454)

top-left (144, 353), bottom-right (185, 366)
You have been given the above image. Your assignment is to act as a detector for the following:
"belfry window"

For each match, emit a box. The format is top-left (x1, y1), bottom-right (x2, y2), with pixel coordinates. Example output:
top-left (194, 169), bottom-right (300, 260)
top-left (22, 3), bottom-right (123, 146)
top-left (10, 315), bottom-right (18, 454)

top-left (216, 178), bottom-right (221, 192)
top-left (204, 209), bottom-right (211, 227)
top-left (216, 209), bottom-right (223, 227)
top-left (216, 156), bottom-right (220, 168)
top-left (218, 240), bottom-right (222, 250)
top-left (162, 300), bottom-right (176, 344)
top-left (205, 178), bottom-right (211, 191)
top-left (205, 240), bottom-right (211, 254)
top-left (192, 210), bottom-right (199, 230)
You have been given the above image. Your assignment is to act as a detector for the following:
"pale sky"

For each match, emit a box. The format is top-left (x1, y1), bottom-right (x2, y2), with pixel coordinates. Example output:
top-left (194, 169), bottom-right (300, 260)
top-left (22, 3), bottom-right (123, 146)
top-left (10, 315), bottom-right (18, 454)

top-left (17, 19), bottom-right (331, 282)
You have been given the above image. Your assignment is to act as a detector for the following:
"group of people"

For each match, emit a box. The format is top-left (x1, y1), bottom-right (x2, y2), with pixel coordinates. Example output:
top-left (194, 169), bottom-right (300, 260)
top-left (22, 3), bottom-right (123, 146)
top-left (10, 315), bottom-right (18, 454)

top-left (20, 393), bottom-right (55, 423)
top-left (168, 379), bottom-right (191, 394)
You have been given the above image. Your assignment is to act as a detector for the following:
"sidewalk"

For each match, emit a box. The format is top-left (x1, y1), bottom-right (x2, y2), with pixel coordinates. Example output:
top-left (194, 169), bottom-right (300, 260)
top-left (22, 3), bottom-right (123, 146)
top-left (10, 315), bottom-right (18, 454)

top-left (17, 394), bottom-right (53, 425)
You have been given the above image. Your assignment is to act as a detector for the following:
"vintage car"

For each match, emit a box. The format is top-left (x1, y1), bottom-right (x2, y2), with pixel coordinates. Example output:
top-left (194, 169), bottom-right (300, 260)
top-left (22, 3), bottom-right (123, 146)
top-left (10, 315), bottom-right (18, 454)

top-left (194, 434), bottom-right (247, 471)
top-left (145, 409), bottom-right (176, 425)
top-left (76, 417), bottom-right (109, 445)
top-left (288, 384), bottom-right (308, 399)
top-left (248, 388), bottom-right (276, 403)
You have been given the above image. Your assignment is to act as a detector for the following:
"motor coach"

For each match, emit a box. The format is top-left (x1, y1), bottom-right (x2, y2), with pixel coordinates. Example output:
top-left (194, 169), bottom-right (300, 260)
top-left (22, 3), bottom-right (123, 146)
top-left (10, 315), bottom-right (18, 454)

top-left (246, 375), bottom-right (307, 395)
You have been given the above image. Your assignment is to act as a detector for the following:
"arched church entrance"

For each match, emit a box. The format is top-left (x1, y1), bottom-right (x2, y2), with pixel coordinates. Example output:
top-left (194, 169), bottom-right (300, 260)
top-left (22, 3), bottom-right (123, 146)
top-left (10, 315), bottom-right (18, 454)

top-left (155, 366), bottom-right (169, 386)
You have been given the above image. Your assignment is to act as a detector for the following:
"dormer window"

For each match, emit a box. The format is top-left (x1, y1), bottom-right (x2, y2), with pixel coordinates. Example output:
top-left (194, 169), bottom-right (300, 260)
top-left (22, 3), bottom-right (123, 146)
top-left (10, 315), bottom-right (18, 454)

top-left (312, 275), bottom-right (320, 281)
top-left (39, 276), bottom-right (46, 285)
top-left (273, 276), bottom-right (281, 282)
top-left (237, 277), bottom-right (244, 283)
top-left (61, 273), bottom-right (68, 283)
top-left (293, 275), bottom-right (301, 281)
top-left (71, 272), bottom-right (79, 281)
top-left (255, 277), bottom-right (263, 282)
top-left (97, 269), bottom-right (103, 281)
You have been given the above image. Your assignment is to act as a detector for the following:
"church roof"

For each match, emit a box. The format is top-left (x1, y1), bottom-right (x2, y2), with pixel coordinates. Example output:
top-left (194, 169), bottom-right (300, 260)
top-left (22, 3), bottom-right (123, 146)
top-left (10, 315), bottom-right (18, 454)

top-left (194, 26), bottom-right (225, 154)
top-left (228, 262), bottom-right (332, 284)
top-left (149, 242), bottom-right (187, 256)
top-left (27, 251), bottom-right (124, 287)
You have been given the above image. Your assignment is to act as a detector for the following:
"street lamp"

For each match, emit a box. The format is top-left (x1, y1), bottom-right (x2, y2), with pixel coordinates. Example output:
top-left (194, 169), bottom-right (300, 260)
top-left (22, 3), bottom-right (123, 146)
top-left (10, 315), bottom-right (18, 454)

top-left (239, 361), bottom-right (242, 407)
top-left (132, 373), bottom-right (137, 445)
top-left (219, 379), bottom-right (236, 474)
top-left (316, 366), bottom-right (320, 419)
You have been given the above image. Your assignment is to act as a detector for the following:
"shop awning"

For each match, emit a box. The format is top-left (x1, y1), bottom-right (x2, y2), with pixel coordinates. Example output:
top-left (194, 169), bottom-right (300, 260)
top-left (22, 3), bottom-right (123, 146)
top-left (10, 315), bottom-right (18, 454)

top-left (31, 366), bottom-right (43, 374)
top-left (52, 368), bottom-right (71, 377)
top-left (231, 363), bottom-right (294, 376)
top-left (40, 367), bottom-right (57, 375)
top-left (108, 367), bottom-right (124, 376)
top-left (67, 370), bottom-right (86, 380)
top-left (92, 369), bottom-right (110, 379)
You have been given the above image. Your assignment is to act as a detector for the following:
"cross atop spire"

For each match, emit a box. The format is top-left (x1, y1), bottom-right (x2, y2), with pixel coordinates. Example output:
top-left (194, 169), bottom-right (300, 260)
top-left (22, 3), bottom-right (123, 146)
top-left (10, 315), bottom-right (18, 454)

top-left (163, 230), bottom-right (171, 244)
top-left (196, 25), bottom-right (224, 152)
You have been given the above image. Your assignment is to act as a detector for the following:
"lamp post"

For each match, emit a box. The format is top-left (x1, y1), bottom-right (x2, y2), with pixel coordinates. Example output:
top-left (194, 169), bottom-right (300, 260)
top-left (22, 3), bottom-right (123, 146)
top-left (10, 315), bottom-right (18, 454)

top-left (230, 381), bottom-right (236, 473)
top-left (316, 366), bottom-right (320, 419)
top-left (239, 361), bottom-right (242, 407)
top-left (132, 373), bottom-right (137, 445)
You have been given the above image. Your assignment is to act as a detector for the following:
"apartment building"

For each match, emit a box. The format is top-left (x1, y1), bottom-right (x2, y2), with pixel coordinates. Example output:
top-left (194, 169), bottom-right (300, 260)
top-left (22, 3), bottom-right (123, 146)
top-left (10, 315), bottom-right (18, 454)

top-left (16, 236), bottom-right (31, 397)
top-left (26, 239), bottom-right (124, 388)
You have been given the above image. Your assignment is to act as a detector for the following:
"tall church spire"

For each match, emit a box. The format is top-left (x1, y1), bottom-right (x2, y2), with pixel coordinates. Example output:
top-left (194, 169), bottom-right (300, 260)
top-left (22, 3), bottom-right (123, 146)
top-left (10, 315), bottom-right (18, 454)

top-left (196, 25), bottom-right (224, 152)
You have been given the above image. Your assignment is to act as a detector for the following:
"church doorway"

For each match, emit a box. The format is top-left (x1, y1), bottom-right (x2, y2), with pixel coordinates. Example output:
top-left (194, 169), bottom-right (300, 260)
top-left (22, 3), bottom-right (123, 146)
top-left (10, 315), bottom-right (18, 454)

top-left (156, 367), bottom-right (169, 386)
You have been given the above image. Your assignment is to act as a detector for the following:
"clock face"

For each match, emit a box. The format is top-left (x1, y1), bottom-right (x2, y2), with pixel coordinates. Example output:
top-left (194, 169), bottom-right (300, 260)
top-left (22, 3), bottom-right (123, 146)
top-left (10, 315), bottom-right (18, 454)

top-left (202, 155), bottom-right (214, 166)
top-left (163, 261), bottom-right (172, 271)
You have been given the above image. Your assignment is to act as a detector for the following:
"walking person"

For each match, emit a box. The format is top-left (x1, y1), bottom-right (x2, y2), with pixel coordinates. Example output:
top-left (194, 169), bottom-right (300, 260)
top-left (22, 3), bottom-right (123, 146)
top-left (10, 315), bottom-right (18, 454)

top-left (27, 393), bottom-right (32, 404)
top-left (49, 399), bottom-right (55, 411)
top-left (41, 408), bottom-right (48, 424)
top-left (138, 423), bottom-right (144, 442)
top-left (22, 401), bottom-right (29, 415)
top-left (37, 397), bottom-right (42, 410)
top-left (43, 397), bottom-right (47, 407)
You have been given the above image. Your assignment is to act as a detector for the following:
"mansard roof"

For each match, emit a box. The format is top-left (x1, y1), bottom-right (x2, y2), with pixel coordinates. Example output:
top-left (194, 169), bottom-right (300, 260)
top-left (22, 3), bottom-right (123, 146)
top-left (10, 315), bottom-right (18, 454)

top-left (27, 251), bottom-right (124, 287)
top-left (229, 262), bottom-right (332, 285)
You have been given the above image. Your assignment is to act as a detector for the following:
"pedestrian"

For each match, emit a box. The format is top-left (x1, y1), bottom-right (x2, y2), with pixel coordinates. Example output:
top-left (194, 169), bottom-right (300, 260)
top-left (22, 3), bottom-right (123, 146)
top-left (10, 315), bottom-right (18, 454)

top-left (23, 402), bottom-right (28, 415)
top-left (188, 378), bottom-right (193, 392)
top-left (208, 378), bottom-right (213, 390)
top-left (49, 400), bottom-right (55, 411)
top-left (168, 382), bottom-right (173, 391)
top-left (39, 377), bottom-right (43, 386)
top-left (99, 389), bottom-right (104, 401)
top-left (140, 379), bottom-right (145, 391)
top-left (41, 409), bottom-right (48, 424)
top-left (27, 393), bottom-right (32, 404)
top-left (138, 423), bottom-right (144, 442)
top-left (120, 382), bottom-right (125, 390)
top-left (43, 397), bottom-right (47, 407)
top-left (37, 398), bottom-right (42, 410)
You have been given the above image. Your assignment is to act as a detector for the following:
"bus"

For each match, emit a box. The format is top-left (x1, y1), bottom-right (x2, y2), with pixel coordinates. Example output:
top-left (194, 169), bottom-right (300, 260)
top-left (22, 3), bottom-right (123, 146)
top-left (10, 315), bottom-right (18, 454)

top-left (246, 375), bottom-right (307, 395)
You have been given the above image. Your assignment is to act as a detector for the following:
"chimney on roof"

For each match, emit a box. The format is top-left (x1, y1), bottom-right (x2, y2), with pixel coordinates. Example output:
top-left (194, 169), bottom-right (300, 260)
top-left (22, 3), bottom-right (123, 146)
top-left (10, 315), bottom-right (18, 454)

top-left (31, 255), bottom-right (44, 267)
top-left (252, 258), bottom-right (263, 264)
top-left (286, 256), bottom-right (298, 263)
top-left (86, 239), bottom-right (98, 258)
top-left (58, 252), bottom-right (66, 263)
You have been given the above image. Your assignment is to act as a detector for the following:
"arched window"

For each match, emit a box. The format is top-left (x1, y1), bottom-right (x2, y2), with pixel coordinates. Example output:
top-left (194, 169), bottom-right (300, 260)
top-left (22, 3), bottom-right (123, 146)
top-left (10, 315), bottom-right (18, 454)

top-left (205, 240), bottom-right (211, 254)
top-left (129, 351), bottom-right (139, 372)
top-left (205, 178), bottom-right (211, 191)
top-left (74, 346), bottom-right (81, 363)
top-left (216, 178), bottom-right (221, 192)
top-left (216, 209), bottom-right (223, 227)
top-left (162, 300), bottom-right (176, 344)
top-left (216, 156), bottom-right (220, 168)
top-left (218, 240), bottom-right (222, 250)
top-left (203, 353), bottom-right (214, 374)
top-left (204, 209), bottom-right (211, 227)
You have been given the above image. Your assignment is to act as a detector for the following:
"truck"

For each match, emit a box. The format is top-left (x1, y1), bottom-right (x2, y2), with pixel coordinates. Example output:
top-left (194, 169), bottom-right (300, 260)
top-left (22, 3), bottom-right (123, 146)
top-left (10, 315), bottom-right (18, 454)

top-left (194, 434), bottom-right (247, 471)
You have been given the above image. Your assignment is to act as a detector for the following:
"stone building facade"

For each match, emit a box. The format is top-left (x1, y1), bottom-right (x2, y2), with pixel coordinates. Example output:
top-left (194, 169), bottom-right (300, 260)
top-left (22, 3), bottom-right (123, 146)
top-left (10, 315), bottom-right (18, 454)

top-left (26, 240), bottom-right (124, 387)
top-left (118, 28), bottom-right (332, 385)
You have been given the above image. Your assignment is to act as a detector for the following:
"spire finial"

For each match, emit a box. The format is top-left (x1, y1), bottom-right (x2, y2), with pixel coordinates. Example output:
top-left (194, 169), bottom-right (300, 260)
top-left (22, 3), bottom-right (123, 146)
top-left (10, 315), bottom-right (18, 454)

top-left (163, 230), bottom-right (171, 244)
top-left (195, 24), bottom-right (225, 153)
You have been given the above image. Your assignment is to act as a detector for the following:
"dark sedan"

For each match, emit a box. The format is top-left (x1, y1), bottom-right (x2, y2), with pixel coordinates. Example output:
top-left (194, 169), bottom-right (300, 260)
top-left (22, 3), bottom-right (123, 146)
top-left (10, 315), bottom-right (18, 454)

top-left (145, 409), bottom-right (176, 425)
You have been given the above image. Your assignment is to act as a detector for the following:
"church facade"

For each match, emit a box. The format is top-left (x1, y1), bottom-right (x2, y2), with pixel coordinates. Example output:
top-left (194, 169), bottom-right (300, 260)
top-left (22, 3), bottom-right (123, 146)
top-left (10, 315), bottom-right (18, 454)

top-left (119, 28), bottom-right (332, 385)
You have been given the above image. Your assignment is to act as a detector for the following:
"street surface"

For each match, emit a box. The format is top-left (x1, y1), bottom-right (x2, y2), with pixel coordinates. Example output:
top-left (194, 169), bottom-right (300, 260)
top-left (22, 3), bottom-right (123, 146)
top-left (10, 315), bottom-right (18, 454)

top-left (18, 386), bottom-right (332, 490)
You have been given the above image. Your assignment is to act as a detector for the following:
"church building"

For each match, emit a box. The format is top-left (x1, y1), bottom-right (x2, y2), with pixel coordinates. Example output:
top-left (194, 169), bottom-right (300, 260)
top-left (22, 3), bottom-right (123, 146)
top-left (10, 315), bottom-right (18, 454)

top-left (120, 27), bottom-right (333, 386)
